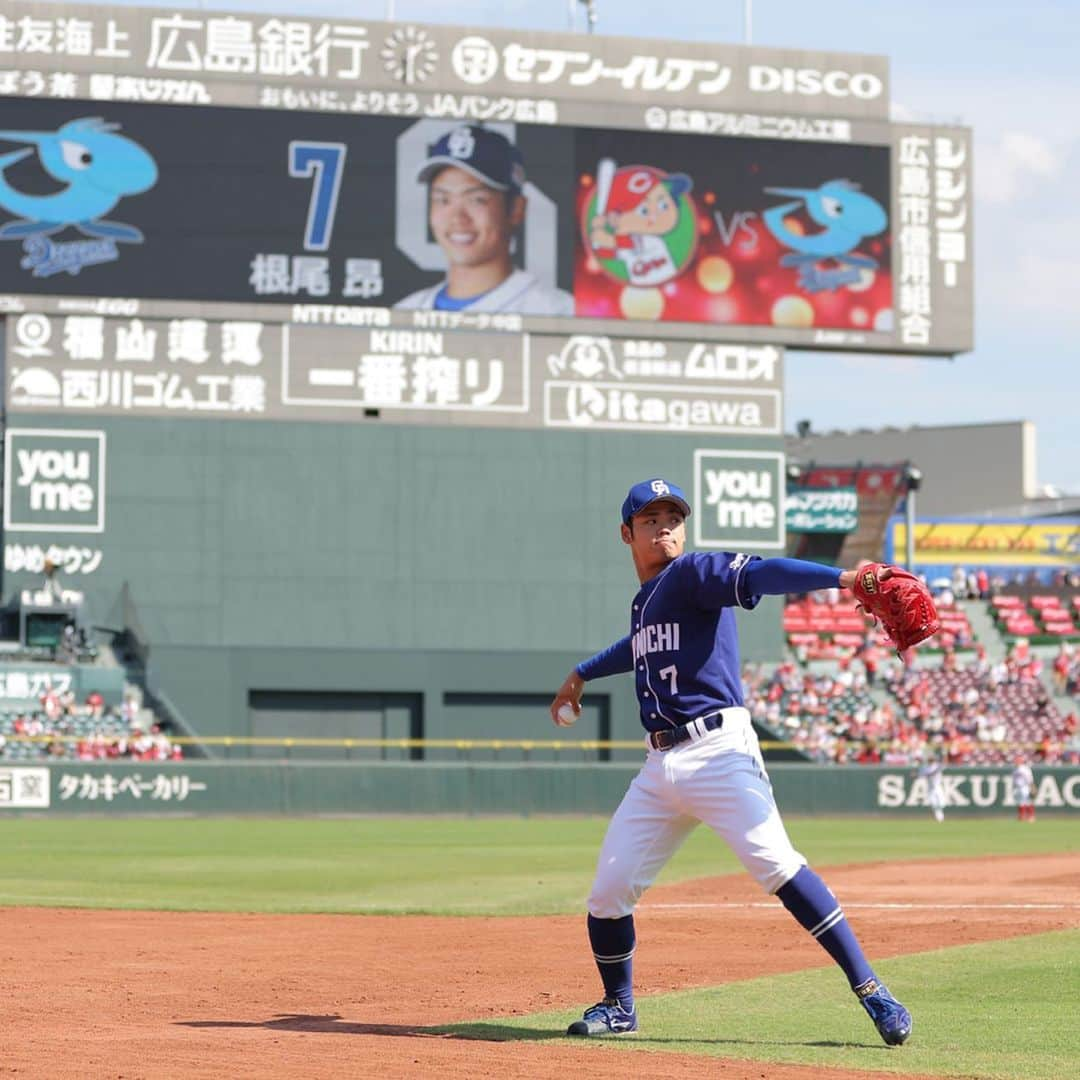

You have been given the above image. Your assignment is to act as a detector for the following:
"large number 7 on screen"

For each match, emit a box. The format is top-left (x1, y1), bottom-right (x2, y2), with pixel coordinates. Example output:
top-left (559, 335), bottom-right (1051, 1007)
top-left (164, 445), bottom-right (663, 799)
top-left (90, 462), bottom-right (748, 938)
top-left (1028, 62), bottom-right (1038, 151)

top-left (288, 141), bottom-right (347, 252)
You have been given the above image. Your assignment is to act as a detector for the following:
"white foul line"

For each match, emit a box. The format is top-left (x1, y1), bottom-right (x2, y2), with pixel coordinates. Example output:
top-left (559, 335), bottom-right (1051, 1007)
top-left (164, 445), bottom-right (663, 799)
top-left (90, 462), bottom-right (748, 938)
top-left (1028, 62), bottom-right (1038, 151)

top-left (640, 901), bottom-right (1080, 911)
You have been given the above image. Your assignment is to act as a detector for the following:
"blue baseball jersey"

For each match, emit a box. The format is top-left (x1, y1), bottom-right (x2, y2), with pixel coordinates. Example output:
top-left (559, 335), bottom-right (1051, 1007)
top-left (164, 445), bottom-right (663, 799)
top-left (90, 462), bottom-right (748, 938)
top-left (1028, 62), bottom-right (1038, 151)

top-left (576, 554), bottom-right (842, 733)
top-left (628, 551), bottom-right (761, 731)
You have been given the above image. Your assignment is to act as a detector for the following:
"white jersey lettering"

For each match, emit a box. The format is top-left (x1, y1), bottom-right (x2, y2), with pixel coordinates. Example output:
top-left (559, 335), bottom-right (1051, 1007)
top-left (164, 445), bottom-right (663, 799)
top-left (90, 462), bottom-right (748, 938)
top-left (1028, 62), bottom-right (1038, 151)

top-left (631, 622), bottom-right (680, 661)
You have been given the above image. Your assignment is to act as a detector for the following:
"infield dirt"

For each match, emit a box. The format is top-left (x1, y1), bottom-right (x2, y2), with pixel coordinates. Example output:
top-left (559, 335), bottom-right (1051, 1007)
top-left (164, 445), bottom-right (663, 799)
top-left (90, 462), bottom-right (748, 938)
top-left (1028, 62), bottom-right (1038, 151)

top-left (4, 852), bottom-right (1078, 1079)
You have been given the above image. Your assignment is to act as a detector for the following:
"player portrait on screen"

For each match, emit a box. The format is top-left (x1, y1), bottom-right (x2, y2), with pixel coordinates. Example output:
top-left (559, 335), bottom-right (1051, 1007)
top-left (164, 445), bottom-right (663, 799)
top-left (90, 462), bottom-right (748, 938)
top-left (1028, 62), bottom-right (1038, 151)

top-left (394, 125), bottom-right (574, 315)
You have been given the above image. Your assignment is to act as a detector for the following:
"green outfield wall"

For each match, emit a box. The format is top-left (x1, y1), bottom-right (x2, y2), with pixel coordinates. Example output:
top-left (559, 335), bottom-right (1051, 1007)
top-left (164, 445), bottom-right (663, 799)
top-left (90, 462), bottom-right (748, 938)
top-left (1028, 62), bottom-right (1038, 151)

top-left (1, 413), bottom-right (785, 745)
top-left (1, 762), bottom-right (1077, 816)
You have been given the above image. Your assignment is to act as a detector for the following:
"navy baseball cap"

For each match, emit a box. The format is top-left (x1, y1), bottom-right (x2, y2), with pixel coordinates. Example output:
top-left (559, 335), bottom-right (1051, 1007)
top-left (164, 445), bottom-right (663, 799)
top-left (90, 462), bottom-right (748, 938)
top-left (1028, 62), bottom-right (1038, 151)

top-left (417, 125), bottom-right (526, 195)
top-left (621, 479), bottom-right (692, 525)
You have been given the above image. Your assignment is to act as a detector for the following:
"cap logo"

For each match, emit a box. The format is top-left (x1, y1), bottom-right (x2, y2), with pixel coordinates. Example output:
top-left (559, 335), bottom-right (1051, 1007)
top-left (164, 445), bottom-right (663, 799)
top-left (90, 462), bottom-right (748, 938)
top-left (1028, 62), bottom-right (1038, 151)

top-left (448, 127), bottom-right (475, 159)
top-left (628, 170), bottom-right (653, 194)
top-left (650, 480), bottom-right (670, 495)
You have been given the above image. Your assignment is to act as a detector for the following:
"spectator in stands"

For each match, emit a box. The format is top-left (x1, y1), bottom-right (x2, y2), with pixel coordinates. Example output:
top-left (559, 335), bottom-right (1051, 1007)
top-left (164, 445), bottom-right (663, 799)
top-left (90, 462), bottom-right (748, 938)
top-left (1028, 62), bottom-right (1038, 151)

top-left (41, 687), bottom-right (62, 721)
top-left (975, 569), bottom-right (989, 599)
top-left (951, 566), bottom-right (967, 600)
top-left (1052, 643), bottom-right (1074, 695)
top-left (1063, 726), bottom-right (1080, 766)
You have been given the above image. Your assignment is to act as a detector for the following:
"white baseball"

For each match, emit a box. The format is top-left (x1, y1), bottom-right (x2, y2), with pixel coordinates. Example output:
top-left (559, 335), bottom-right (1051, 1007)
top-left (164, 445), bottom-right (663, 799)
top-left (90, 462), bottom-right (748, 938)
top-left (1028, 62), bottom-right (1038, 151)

top-left (557, 703), bottom-right (578, 726)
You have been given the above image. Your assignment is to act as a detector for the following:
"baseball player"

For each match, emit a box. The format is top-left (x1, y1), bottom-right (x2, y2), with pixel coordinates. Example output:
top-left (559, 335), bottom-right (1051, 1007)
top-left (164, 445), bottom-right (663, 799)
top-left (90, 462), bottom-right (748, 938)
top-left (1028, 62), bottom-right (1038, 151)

top-left (550, 478), bottom-right (912, 1046)
top-left (588, 166), bottom-right (693, 287)
top-left (1011, 756), bottom-right (1036, 821)
top-left (395, 125), bottom-right (574, 315)
top-left (915, 754), bottom-right (946, 822)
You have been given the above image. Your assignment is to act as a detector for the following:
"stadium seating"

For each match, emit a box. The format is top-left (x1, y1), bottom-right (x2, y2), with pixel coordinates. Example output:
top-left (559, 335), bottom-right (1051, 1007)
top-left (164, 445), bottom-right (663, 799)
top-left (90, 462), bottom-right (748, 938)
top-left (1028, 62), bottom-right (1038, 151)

top-left (992, 590), bottom-right (1080, 641)
top-left (784, 591), bottom-right (975, 658)
top-left (758, 591), bottom-right (1080, 765)
top-left (0, 700), bottom-right (182, 762)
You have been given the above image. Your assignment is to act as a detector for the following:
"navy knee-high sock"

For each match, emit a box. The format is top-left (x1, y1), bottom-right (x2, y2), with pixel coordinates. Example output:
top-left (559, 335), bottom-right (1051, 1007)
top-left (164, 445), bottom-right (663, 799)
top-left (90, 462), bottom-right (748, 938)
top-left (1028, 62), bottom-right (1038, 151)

top-left (586, 913), bottom-right (635, 1010)
top-left (776, 866), bottom-right (874, 990)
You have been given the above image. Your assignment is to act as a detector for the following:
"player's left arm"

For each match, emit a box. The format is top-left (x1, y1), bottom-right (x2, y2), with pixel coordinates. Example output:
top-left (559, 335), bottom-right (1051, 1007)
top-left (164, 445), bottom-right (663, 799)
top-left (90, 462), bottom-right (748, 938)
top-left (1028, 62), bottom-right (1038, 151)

top-left (687, 553), bottom-right (856, 611)
top-left (744, 557), bottom-right (857, 596)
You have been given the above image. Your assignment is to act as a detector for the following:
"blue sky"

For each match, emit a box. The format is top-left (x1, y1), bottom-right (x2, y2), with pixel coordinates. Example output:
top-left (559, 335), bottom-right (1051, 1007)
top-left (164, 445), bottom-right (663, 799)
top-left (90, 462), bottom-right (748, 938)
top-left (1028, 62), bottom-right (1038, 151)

top-left (44, 1), bottom-right (1080, 492)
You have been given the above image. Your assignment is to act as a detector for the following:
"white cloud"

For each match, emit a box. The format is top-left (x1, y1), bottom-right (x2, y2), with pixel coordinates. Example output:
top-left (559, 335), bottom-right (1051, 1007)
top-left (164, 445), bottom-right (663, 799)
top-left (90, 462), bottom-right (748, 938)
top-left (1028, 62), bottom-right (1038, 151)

top-left (977, 130), bottom-right (1062, 205)
top-left (1000, 132), bottom-right (1058, 175)
top-left (1010, 251), bottom-right (1080, 317)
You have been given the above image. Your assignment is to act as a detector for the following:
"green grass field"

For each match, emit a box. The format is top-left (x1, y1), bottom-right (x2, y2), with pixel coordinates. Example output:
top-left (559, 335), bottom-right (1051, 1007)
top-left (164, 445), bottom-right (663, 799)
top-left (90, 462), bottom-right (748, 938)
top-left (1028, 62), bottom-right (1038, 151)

top-left (0, 815), bottom-right (1076, 914)
top-left (2, 815), bottom-right (1076, 1078)
top-left (445, 932), bottom-right (1080, 1080)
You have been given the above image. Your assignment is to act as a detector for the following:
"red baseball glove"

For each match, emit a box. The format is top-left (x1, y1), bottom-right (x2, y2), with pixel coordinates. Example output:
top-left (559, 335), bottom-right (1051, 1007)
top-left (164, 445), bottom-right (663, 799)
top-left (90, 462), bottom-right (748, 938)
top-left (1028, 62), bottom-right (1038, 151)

top-left (851, 563), bottom-right (941, 652)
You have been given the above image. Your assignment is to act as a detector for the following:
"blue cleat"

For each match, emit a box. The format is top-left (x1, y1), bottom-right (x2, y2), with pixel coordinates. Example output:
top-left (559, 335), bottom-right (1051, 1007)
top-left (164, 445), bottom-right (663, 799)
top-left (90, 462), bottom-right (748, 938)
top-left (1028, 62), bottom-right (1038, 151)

top-left (566, 997), bottom-right (638, 1037)
top-left (856, 978), bottom-right (912, 1046)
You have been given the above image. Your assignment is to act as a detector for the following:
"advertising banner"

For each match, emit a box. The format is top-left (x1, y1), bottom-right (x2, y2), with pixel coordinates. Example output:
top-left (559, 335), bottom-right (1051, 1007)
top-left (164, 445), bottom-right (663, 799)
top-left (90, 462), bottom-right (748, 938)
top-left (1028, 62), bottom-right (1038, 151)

top-left (3, 426), bottom-right (105, 533)
top-left (0, 767), bottom-right (50, 808)
top-left (786, 486), bottom-right (858, 533)
top-left (887, 517), bottom-right (1080, 573)
top-left (5, 312), bottom-right (783, 433)
top-left (693, 448), bottom-right (786, 550)
top-left (0, 3), bottom-right (891, 120)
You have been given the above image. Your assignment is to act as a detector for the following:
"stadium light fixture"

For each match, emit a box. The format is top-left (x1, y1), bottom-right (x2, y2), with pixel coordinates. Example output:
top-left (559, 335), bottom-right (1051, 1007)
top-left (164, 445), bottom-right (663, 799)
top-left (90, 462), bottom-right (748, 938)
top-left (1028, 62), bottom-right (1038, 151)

top-left (903, 464), bottom-right (923, 571)
top-left (577, 0), bottom-right (598, 33)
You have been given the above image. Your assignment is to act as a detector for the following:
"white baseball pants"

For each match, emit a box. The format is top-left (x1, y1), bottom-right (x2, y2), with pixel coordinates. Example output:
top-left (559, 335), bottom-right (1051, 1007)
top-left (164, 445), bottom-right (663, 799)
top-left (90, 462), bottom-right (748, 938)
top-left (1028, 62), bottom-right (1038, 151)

top-left (588, 708), bottom-right (806, 918)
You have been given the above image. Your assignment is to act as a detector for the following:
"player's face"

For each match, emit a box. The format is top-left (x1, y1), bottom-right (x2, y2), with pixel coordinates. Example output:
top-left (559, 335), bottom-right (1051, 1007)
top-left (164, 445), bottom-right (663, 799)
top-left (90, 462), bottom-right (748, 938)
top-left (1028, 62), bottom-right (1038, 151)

top-left (622, 500), bottom-right (686, 575)
top-left (429, 167), bottom-right (524, 269)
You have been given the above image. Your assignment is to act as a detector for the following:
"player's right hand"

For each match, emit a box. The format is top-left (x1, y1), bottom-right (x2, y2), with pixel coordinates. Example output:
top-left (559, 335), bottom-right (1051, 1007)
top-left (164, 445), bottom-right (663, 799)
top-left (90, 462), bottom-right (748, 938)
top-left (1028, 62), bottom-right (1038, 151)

top-left (550, 671), bottom-right (584, 727)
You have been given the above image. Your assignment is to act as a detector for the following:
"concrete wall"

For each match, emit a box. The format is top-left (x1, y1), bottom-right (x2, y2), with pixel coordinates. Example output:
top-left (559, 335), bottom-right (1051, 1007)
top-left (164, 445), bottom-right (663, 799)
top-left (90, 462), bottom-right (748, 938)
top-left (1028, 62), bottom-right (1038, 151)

top-left (786, 420), bottom-right (1035, 516)
top-left (1, 414), bottom-right (783, 739)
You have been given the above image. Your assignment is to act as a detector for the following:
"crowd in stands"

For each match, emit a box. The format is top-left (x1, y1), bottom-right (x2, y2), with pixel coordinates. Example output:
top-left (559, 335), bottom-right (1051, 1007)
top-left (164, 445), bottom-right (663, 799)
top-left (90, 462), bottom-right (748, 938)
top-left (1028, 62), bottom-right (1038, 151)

top-left (883, 642), bottom-right (1076, 766)
top-left (757, 555), bottom-right (1080, 767)
top-left (0, 685), bottom-right (183, 763)
top-left (744, 641), bottom-right (1079, 767)
top-left (743, 659), bottom-right (916, 765)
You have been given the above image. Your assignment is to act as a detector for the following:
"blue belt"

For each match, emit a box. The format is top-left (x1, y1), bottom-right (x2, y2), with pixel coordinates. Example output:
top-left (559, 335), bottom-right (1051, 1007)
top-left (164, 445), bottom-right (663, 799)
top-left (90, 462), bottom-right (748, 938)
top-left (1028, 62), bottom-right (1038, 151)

top-left (648, 713), bottom-right (726, 752)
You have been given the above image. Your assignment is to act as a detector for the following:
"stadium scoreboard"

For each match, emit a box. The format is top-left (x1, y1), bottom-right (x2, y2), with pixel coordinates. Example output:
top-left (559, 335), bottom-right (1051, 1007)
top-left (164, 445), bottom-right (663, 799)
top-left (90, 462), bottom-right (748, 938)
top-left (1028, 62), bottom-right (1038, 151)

top-left (0, 1), bottom-right (973, 363)
top-left (0, 4), bottom-right (974, 565)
